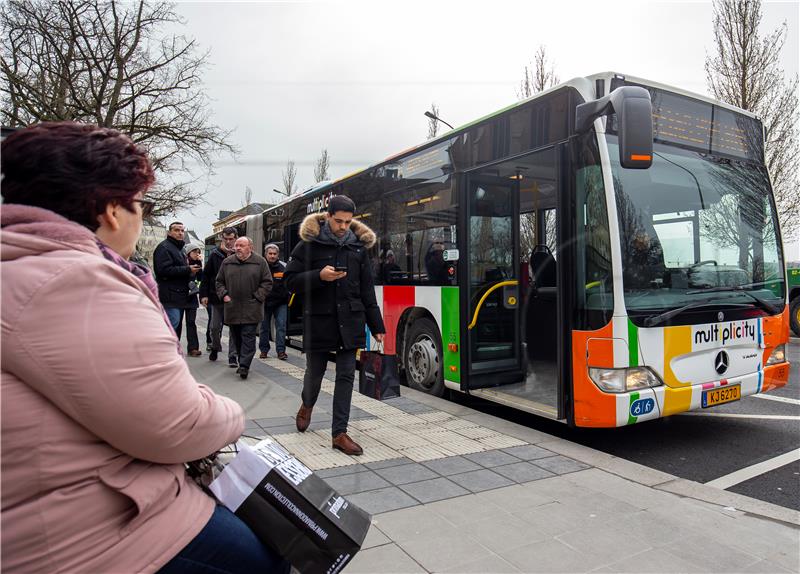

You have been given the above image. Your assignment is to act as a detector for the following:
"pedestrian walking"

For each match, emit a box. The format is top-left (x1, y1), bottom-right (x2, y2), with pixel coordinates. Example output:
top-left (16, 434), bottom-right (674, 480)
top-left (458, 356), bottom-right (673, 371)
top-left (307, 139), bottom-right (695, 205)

top-left (215, 237), bottom-right (272, 380)
top-left (259, 243), bottom-right (289, 360)
top-left (153, 222), bottom-right (201, 337)
top-left (285, 195), bottom-right (386, 456)
top-left (200, 227), bottom-right (238, 365)
top-left (183, 243), bottom-right (204, 356)
top-left (0, 122), bottom-right (288, 574)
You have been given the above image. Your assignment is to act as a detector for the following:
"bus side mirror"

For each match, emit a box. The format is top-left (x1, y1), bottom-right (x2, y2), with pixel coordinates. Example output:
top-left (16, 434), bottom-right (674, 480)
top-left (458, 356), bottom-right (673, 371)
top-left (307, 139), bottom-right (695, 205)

top-left (575, 86), bottom-right (653, 169)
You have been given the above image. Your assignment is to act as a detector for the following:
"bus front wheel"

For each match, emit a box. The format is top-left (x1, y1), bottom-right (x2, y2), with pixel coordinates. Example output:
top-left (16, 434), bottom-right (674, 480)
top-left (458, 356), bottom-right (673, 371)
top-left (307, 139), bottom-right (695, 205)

top-left (790, 297), bottom-right (800, 338)
top-left (404, 318), bottom-right (445, 396)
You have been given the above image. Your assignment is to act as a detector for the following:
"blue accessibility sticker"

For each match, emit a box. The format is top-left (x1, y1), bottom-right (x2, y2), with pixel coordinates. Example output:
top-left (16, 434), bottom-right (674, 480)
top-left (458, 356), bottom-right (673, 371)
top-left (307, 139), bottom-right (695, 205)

top-left (630, 398), bottom-right (655, 418)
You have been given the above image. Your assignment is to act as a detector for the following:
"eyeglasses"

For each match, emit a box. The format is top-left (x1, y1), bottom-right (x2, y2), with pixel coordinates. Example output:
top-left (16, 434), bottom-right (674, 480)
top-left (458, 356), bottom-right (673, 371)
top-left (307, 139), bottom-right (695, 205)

top-left (132, 198), bottom-right (156, 218)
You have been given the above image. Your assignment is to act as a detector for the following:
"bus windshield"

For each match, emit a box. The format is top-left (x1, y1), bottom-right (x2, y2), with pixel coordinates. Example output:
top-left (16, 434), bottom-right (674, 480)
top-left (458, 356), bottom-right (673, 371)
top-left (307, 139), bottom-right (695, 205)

top-left (607, 135), bottom-right (785, 323)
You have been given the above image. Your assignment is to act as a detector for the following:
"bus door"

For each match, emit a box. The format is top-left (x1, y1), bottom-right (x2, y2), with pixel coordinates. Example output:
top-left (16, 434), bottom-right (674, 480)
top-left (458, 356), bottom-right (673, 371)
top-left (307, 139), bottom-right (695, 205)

top-left (284, 221), bottom-right (304, 341)
top-left (463, 172), bottom-right (524, 388)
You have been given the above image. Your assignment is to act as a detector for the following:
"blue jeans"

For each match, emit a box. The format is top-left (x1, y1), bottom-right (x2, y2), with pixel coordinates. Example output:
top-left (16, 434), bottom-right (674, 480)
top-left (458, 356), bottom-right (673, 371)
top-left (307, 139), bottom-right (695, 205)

top-left (259, 304), bottom-right (287, 353)
top-left (158, 505), bottom-right (290, 574)
top-left (165, 307), bottom-right (184, 339)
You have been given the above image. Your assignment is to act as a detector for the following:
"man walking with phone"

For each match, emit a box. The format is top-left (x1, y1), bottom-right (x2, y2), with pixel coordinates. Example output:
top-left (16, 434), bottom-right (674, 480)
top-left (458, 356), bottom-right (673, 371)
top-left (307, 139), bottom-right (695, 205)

top-left (285, 195), bottom-right (385, 456)
top-left (153, 222), bottom-right (201, 339)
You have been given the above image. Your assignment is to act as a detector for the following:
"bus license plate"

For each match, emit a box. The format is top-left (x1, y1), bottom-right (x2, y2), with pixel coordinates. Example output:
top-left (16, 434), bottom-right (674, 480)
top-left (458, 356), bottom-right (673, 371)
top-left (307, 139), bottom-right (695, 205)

top-left (702, 384), bottom-right (740, 408)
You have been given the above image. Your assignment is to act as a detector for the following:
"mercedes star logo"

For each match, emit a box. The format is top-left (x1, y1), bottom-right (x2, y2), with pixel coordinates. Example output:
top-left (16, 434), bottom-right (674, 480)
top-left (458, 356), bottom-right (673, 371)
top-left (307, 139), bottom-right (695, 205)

top-left (717, 311), bottom-right (725, 322)
top-left (714, 350), bottom-right (729, 375)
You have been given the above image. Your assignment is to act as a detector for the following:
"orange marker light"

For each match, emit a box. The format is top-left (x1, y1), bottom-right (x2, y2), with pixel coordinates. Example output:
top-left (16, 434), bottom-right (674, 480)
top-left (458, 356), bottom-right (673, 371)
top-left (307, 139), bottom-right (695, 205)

top-left (448, 343), bottom-right (458, 352)
top-left (630, 154), bottom-right (652, 161)
top-left (449, 365), bottom-right (458, 372)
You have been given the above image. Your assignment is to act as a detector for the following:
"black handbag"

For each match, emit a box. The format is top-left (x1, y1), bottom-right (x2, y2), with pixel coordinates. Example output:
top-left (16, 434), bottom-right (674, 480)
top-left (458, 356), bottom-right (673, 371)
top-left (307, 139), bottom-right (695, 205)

top-left (358, 343), bottom-right (401, 400)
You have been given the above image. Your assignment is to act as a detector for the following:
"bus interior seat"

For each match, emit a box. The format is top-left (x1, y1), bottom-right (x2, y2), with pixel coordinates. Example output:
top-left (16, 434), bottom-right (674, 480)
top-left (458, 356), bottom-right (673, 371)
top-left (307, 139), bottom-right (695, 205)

top-left (525, 245), bottom-right (557, 361)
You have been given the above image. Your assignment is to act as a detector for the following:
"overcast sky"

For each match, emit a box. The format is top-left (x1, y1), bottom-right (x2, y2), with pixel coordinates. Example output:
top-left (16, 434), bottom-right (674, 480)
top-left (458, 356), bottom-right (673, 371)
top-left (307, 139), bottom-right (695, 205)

top-left (171, 0), bottom-right (799, 252)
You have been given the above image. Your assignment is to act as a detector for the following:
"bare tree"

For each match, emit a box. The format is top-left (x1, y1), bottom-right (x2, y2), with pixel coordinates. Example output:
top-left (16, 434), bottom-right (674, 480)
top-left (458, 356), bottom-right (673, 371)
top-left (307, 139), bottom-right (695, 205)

top-left (281, 160), bottom-right (297, 197)
top-left (517, 45), bottom-right (560, 100)
top-left (705, 0), bottom-right (799, 236)
top-left (427, 102), bottom-right (440, 139)
top-left (0, 0), bottom-right (236, 215)
top-left (313, 148), bottom-right (330, 182)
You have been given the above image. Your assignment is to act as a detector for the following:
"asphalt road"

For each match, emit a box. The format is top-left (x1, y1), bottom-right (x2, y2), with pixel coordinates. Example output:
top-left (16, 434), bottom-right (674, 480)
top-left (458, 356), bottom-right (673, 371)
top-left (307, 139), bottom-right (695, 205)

top-left (452, 338), bottom-right (800, 511)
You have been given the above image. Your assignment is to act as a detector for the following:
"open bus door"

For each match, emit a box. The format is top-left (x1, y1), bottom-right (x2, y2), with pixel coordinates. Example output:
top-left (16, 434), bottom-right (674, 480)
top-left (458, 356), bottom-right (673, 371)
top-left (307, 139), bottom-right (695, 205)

top-left (461, 146), bottom-right (567, 421)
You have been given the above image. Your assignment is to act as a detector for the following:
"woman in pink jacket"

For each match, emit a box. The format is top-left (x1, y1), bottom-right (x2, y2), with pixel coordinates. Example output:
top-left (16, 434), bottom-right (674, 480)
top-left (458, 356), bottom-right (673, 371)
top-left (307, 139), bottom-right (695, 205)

top-left (0, 123), bottom-right (288, 574)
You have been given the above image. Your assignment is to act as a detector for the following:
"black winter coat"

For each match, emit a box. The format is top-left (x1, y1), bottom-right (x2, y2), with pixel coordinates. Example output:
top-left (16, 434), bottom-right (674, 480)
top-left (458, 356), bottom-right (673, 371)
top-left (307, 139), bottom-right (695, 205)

top-left (199, 246), bottom-right (228, 305)
top-left (285, 214), bottom-right (385, 352)
top-left (266, 260), bottom-right (289, 306)
top-left (153, 236), bottom-right (196, 308)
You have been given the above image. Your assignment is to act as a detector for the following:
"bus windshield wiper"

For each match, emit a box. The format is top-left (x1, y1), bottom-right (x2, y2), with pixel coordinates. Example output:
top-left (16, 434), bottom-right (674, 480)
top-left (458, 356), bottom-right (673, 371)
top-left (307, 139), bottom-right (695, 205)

top-left (685, 284), bottom-right (780, 315)
top-left (642, 293), bottom-right (741, 328)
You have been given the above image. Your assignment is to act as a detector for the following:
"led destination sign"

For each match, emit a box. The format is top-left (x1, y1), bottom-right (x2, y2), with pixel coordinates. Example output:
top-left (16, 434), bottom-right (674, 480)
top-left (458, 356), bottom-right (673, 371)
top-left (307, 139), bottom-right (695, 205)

top-left (611, 80), bottom-right (763, 162)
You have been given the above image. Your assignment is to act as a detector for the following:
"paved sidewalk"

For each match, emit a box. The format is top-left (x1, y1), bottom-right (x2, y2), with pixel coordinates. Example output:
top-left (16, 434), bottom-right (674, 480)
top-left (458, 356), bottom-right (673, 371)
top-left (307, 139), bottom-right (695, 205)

top-left (188, 344), bottom-right (800, 573)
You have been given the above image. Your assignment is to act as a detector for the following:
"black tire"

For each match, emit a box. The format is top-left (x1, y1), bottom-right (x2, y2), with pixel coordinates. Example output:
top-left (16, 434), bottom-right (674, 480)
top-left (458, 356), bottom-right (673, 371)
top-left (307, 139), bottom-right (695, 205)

top-left (790, 297), bottom-right (800, 338)
top-left (404, 318), bottom-right (445, 396)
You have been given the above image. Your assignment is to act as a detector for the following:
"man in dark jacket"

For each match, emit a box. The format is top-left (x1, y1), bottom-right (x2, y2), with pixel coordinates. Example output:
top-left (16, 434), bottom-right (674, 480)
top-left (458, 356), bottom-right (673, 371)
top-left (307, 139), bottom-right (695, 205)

top-left (200, 226), bottom-right (238, 364)
top-left (215, 237), bottom-right (272, 380)
top-left (259, 243), bottom-right (289, 360)
top-left (285, 195), bottom-right (386, 456)
top-left (153, 222), bottom-right (201, 337)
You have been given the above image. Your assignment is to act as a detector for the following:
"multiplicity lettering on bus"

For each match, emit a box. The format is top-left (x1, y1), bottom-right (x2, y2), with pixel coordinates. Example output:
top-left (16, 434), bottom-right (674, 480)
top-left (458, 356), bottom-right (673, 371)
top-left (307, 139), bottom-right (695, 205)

top-left (694, 321), bottom-right (756, 346)
top-left (307, 192), bottom-right (336, 214)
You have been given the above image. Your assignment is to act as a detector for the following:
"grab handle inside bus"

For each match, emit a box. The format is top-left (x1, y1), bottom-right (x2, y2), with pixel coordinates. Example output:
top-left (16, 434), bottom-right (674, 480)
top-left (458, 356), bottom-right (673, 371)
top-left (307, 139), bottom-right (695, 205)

top-left (575, 86), bottom-right (653, 169)
top-left (467, 280), bottom-right (519, 330)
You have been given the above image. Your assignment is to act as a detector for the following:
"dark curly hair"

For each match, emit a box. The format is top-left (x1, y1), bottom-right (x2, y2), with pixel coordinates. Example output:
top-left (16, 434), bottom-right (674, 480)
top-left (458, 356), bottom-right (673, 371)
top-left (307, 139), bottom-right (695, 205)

top-left (1, 122), bottom-right (155, 230)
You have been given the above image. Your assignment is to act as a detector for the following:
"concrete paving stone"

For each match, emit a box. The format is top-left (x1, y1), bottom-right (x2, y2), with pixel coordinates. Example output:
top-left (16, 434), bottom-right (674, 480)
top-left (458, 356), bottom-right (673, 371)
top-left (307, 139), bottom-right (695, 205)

top-left (348, 411), bottom-right (377, 421)
top-left (556, 521), bottom-right (654, 569)
top-left (397, 444), bottom-right (458, 462)
top-left (421, 456), bottom-right (483, 476)
top-left (394, 403), bottom-right (436, 414)
top-left (364, 457), bottom-right (414, 470)
top-left (253, 416), bottom-right (296, 428)
top-left (512, 501), bottom-right (584, 536)
top-left (399, 477), bottom-right (471, 504)
top-left (467, 513), bottom-right (548, 553)
top-left (346, 486), bottom-right (419, 516)
top-left (447, 469), bottom-right (515, 493)
top-left (601, 510), bottom-right (697, 547)
top-left (557, 492), bottom-right (641, 523)
top-left (502, 537), bottom-right (592, 573)
top-left (244, 419), bottom-right (261, 429)
top-left (475, 483), bottom-right (556, 512)
top-left (464, 450), bottom-right (521, 468)
top-left (661, 533), bottom-right (763, 572)
top-left (306, 421), bottom-right (331, 431)
top-left (361, 523), bottom-right (391, 550)
top-left (241, 428), bottom-right (270, 439)
top-left (601, 547), bottom-right (706, 573)
top-left (426, 493), bottom-right (509, 527)
top-left (744, 559), bottom-right (796, 573)
top-left (501, 444), bottom-right (556, 461)
top-left (322, 470), bottom-right (391, 496)
top-left (493, 461), bottom-right (556, 484)
top-left (374, 462), bottom-right (439, 485)
top-left (437, 553), bottom-right (523, 573)
top-left (264, 424), bottom-right (300, 435)
top-left (396, 530), bottom-right (493, 573)
top-left (315, 464), bottom-right (367, 478)
top-left (344, 542), bottom-right (426, 574)
top-left (531, 455), bottom-right (590, 475)
top-left (371, 504), bottom-right (456, 543)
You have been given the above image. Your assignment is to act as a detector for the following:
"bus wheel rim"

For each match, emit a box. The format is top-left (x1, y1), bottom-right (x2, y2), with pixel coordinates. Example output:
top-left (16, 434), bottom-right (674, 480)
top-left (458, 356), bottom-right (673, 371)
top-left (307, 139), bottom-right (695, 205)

top-left (408, 337), bottom-right (438, 388)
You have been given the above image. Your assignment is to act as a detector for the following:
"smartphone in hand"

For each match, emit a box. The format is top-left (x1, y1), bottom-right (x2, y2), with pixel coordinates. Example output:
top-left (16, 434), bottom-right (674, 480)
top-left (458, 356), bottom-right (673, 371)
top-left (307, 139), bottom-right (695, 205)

top-left (334, 266), bottom-right (348, 272)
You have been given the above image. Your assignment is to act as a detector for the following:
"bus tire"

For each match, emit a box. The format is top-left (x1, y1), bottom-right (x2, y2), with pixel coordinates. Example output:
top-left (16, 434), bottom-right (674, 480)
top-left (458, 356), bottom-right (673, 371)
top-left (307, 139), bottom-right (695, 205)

top-left (790, 297), bottom-right (800, 338)
top-left (404, 318), bottom-right (445, 396)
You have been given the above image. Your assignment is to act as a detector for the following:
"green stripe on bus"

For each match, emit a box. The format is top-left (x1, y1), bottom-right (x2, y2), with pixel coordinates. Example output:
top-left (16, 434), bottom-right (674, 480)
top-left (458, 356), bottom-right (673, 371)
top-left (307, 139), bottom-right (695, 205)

top-left (627, 392), bottom-right (640, 425)
top-left (628, 318), bottom-right (639, 368)
top-left (441, 287), bottom-right (460, 384)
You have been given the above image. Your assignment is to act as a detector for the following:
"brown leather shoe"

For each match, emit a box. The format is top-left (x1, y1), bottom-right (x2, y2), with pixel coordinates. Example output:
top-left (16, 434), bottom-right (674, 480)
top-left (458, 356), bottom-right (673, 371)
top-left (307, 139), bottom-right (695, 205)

top-left (188, 350), bottom-right (202, 357)
top-left (295, 404), bottom-right (313, 432)
top-left (278, 352), bottom-right (288, 360)
top-left (259, 351), bottom-right (268, 359)
top-left (332, 432), bottom-right (363, 456)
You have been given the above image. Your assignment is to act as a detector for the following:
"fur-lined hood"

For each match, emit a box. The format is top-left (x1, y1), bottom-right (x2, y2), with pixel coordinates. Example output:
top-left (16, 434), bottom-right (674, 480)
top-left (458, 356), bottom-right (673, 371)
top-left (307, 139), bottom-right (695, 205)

top-left (299, 213), bottom-right (376, 248)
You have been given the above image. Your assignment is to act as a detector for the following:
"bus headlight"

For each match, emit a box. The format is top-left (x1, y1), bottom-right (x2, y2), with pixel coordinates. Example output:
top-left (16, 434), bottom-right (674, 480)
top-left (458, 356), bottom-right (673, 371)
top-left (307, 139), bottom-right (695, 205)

top-left (588, 367), bottom-right (663, 393)
top-left (766, 345), bottom-right (786, 366)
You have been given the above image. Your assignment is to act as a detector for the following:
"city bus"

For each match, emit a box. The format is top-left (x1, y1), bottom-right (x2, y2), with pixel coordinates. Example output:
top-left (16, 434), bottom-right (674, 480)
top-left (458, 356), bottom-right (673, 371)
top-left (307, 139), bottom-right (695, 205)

top-left (236, 72), bottom-right (791, 427)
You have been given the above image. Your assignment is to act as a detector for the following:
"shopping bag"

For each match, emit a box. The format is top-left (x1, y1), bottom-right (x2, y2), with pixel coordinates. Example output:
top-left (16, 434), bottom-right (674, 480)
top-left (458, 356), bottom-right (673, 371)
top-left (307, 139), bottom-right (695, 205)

top-left (358, 344), bottom-right (401, 400)
top-left (209, 439), bottom-right (371, 574)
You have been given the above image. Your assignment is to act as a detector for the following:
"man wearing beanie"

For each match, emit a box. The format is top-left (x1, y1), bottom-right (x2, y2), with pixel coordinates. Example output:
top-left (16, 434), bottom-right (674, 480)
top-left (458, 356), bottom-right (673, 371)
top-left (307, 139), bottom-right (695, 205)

top-left (285, 195), bottom-right (386, 456)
